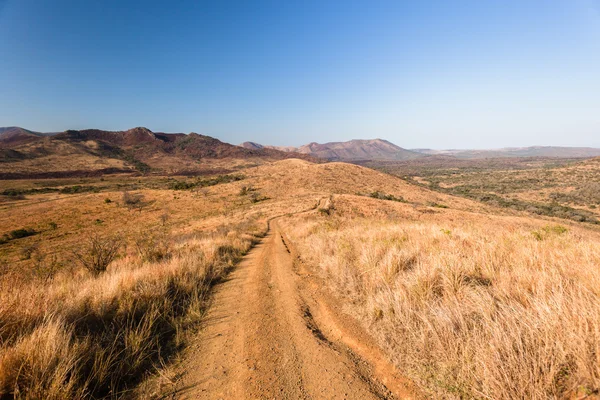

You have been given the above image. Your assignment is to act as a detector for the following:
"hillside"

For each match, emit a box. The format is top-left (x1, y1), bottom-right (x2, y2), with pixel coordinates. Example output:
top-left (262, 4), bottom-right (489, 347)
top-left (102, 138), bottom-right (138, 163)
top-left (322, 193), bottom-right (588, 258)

top-left (412, 146), bottom-right (600, 159)
top-left (0, 127), bottom-right (315, 178)
top-left (241, 138), bottom-right (422, 161)
top-left (3, 157), bottom-right (600, 399)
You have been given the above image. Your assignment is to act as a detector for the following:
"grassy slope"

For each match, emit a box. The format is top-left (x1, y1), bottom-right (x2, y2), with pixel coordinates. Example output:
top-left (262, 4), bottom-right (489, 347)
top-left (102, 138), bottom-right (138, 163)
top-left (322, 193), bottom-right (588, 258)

top-left (281, 195), bottom-right (600, 399)
top-left (2, 158), bottom-right (600, 398)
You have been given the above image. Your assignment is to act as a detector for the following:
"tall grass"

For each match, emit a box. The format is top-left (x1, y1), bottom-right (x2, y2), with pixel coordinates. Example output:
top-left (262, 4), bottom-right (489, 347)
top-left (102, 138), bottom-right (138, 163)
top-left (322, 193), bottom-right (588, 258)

top-left (284, 213), bottom-right (600, 399)
top-left (0, 220), bottom-right (263, 398)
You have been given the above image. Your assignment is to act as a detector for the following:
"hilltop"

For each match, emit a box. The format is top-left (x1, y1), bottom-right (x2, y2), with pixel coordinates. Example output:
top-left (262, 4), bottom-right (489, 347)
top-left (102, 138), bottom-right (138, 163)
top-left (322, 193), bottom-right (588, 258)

top-left (240, 138), bottom-right (422, 161)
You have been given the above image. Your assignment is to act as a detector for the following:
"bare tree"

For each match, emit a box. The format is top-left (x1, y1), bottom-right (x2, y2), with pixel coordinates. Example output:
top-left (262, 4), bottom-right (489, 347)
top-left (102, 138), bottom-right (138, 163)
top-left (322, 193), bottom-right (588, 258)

top-left (73, 233), bottom-right (123, 275)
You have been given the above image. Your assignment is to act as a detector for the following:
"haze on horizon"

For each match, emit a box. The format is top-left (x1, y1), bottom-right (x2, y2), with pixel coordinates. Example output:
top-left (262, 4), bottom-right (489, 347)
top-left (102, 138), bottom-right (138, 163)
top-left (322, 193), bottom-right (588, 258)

top-left (1, 0), bottom-right (599, 149)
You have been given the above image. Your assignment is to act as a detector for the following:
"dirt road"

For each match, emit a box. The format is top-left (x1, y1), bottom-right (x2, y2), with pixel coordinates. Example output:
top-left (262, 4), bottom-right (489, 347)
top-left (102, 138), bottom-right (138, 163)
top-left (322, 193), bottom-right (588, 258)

top-left (172, 219), bottom-right (417, 399)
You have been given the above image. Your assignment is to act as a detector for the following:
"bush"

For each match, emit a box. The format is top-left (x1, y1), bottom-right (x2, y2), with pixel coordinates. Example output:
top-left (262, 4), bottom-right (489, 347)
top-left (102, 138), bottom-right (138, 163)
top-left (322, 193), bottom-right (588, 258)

top-left (170, 181), bottom-right (195, 190)
top-left (59, 185), bottom-right (99, 194)
top-left (248, 191), bottom-right (268, 203)
top-left (368, 191), bottom-right (407, 202)
top-left (428, 202), bottom-right (449, 209)
top-left (239, 185), bottom-right (255, 196)
top-left (122, 191), bottom-right (146, 211)
top-left (72, 234), bottom-right (123, 275)
top-left (9, 228), bottom-right (37, 240)
top-left (171, 174), bottom-right (245, 191)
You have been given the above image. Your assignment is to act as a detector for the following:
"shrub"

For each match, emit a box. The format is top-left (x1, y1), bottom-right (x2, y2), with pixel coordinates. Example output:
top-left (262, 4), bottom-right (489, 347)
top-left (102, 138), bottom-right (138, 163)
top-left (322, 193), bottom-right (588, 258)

top-left (368, 191), bottom-right (407, 202)
top-left (171, 174), bottom-right (245, 191)
top-left (170, 181), bottom-right (195, 190)
top-left (9, 228), bottom-right (37, 240)
top-left (248, 191), bottom-right (268, 203)
top-left (72, 234), bottom-right (123, 275)
top-left (59, 185), bottom-right (99, 194)
top-left (122, 191), bottom-right (146, 211)
top-left (428, 202), bottom-right (449, 209)
top-left (239, 185), bottom-right (255, 196)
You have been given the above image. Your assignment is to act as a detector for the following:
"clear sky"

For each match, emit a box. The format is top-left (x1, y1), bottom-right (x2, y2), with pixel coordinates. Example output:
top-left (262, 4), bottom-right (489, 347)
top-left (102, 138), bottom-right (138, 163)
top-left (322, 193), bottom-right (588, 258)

top-left (1, 0), bottom-right (599, 148)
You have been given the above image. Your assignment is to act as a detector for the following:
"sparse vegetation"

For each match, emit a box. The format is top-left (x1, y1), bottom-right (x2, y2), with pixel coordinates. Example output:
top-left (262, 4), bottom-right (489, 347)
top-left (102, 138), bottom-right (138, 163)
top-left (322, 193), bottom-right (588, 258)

top-left (365, 157), bottom-right (600, 224)
top-left (170, 174), bottom-right (245, 191)
top-left (367, 191), bottom-right (407, 202)
top-left (239, 184), bottom-right (255, 196)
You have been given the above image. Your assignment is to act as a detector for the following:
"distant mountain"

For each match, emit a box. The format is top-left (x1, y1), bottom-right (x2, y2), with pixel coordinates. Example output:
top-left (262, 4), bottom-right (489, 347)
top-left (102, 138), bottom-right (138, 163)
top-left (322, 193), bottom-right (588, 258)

top-left (241, 139), bottom-right (422, 161)
top-left (240, 141), bottom-right (265, 151)
top-left (0, 127), bottom-right (316, 178)
top-left (0, 127), bottom-right (54, 144)
top-left (0, 126), bottom-right (57, 143)
top-left (411, 146), bottom-right (600, 159)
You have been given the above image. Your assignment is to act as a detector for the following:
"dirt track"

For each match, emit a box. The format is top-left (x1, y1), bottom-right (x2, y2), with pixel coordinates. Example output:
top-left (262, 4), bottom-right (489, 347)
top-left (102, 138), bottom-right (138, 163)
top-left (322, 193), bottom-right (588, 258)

top-left (172, 218), bottom-right (418, 399)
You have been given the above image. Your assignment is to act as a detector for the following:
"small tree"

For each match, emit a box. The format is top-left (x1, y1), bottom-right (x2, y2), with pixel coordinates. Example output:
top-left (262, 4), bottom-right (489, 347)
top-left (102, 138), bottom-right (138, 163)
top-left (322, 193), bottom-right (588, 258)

top-left (122, 191), bottom-right (146, 211)
top-left (73, 233), bottom-right (123, 275)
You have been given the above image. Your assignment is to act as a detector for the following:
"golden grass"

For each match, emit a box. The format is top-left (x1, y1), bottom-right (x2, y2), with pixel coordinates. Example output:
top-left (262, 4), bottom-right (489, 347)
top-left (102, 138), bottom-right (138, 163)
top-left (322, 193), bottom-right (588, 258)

top-left (4, 158), bottom-right (599, 398)
top-left (0, 168), bottom-right (320, 398)
top-left (282, 195), bottom-right (600, 399)
top-left (0, 172), bottom-right (280, 398)
top-left (0, 218), bottom-right (264, 398)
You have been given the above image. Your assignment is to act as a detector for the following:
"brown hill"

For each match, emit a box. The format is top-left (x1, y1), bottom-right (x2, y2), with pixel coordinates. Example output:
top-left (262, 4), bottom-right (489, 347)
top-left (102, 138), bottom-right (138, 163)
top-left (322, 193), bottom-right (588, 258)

top-left (0, 127), bottom-right (46, 145)
top-left (241, 139), bottom-right (422, 161)
top-left (0, 127), bottom-right (316, 178)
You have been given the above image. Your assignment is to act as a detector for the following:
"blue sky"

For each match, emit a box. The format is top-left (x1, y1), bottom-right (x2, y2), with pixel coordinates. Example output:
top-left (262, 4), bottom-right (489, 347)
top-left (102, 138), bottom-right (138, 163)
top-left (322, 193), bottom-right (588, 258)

top-left (1, 0), bottom-right (599, 148)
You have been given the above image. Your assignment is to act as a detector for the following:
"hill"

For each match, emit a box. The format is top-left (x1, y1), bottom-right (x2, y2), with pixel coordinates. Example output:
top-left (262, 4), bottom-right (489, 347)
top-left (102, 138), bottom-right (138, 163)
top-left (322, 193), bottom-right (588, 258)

top-left (241, 139), bottom-right (422, 161)
top-left (412, 146), bottom-right (600, 159)
top-left (0, 127), bottom-right (315, 178)
top-left (2, 155), bottom-right (600, 399)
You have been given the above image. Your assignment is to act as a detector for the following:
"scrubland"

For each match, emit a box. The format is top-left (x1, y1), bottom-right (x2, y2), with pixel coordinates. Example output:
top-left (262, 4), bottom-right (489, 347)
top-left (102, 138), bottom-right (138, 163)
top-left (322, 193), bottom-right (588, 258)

top-left (364, 156), bottom-right (600, 224)
top-left (282, 195), bottom-right (600, 399)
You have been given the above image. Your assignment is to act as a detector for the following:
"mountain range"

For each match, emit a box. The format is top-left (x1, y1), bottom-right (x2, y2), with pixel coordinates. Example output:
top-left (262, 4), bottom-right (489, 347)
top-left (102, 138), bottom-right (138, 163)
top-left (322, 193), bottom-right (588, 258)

top-left (242, 139), bottom-right (600, 161)
top-left (411, 146), bottom-right (600, 159)
top-left (0, 127), bottom-right (314, 179)
top-left (3, 126), bottom-right (600, 179)
top-left (240, 139), bottom-right (422, 161)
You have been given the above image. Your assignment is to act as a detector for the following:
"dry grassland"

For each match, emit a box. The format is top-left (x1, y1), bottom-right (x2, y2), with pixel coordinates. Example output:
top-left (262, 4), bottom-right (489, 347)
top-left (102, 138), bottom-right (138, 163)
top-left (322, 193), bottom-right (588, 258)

top-left (282, 194), bottom-right (600, 399)
top-left (2, 158), bottom-right (599, 398)
top-left (0, 169), bottom-right (316, 398)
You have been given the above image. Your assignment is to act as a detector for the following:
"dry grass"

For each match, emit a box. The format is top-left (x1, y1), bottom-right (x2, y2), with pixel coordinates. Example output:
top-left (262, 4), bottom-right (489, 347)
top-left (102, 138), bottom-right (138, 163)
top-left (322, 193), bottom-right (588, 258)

top-left (283, 196), bottom-right (600, 399)
top-left (0, 172), bottom-right (278, 398)
top-left (0, 166), bottom-right (322, 398)
top-left (4, 158), bottom-right (599, 398)
top-left (0, 218), bottom-right (264, 398)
